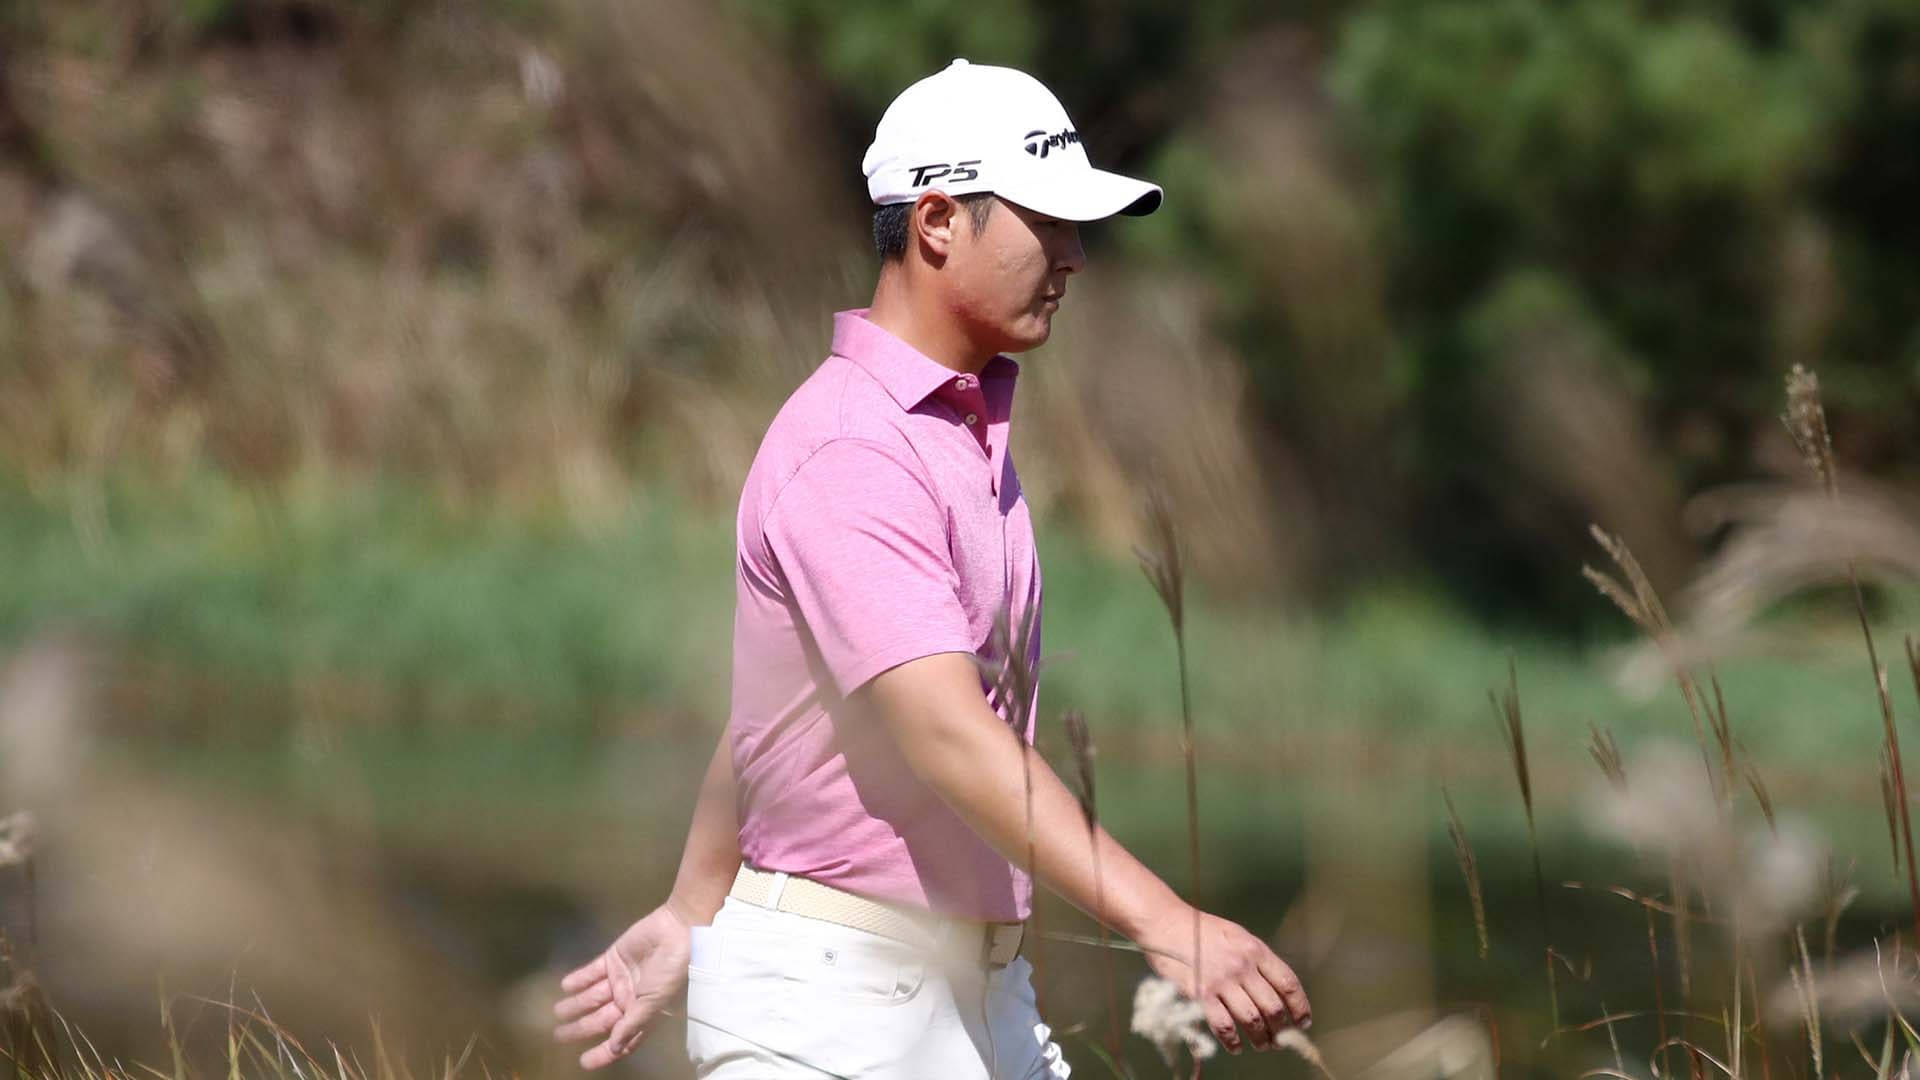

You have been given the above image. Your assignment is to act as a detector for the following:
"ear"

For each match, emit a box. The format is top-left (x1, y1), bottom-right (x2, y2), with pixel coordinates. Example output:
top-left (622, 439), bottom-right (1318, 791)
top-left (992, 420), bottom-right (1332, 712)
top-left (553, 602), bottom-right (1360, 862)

top-left (910, 191), bottom-right (959, 261)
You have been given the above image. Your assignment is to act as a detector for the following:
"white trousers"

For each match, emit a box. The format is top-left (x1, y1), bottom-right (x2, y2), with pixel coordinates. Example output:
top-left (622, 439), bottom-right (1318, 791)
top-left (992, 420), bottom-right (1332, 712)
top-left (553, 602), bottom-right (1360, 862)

top-left (685, 897), bottom-right (1071, 1079)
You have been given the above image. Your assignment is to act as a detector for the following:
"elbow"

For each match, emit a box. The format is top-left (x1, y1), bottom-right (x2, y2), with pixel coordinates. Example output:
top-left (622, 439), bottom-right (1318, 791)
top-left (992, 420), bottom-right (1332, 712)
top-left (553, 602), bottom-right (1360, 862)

top-left (884, 709), bottom-right (980, 790)
top-left (858, 652), bottom-right (1008, 797)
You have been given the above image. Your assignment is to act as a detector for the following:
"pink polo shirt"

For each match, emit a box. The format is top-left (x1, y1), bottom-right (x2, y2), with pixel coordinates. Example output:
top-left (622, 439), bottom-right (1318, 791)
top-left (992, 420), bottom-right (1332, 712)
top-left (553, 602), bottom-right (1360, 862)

top-left (727, 308), bottom-right (1043, 922)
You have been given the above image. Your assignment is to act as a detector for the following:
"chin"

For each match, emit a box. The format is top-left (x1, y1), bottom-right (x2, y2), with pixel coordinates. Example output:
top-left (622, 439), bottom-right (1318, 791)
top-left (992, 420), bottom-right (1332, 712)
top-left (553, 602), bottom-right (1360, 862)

top-left (1000, 318), bottom-right (1053, 353)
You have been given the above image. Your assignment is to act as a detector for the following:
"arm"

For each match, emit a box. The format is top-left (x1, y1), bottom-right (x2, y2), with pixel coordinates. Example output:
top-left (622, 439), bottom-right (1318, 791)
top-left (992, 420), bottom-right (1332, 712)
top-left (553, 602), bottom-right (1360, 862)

top-left (664, 732), bottom-right (744, 924)
top-left (750, 442), bottom-right (1307, 1049)
top-left (553, 731), bottom-right (741, 1069)
top-left (861, 653), bottom-right (1311, 1055)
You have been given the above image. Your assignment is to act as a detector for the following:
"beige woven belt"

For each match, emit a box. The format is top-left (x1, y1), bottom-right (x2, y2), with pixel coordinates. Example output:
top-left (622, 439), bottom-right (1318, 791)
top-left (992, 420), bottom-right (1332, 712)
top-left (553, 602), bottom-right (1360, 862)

top-left (729, 864), bottom-right (1025, 968)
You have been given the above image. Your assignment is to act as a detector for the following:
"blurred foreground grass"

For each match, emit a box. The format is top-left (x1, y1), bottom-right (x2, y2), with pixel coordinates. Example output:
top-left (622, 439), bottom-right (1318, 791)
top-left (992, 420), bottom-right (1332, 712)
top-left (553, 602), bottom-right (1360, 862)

top-left (1, 469), bottom-right (1909, 884)
top-left (8, 468), bottom-right (1920, 1078)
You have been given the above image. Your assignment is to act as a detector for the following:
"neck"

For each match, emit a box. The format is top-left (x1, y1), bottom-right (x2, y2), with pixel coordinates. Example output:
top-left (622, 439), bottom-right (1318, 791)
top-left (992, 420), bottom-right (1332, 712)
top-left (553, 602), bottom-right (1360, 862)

top-left (866, 263), bottom-right (996, 376)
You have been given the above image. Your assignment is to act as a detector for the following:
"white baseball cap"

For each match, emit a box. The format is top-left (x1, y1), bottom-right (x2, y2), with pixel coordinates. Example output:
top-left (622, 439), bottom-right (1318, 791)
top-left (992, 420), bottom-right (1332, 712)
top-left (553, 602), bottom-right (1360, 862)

top-left (862, 59), bottom-right (1162, 222)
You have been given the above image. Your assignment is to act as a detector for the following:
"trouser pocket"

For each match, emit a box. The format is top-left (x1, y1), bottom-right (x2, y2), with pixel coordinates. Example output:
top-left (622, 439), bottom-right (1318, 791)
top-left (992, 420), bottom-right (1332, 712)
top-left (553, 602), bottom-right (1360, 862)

top-left (685, 909), bottom-right (939, 1078)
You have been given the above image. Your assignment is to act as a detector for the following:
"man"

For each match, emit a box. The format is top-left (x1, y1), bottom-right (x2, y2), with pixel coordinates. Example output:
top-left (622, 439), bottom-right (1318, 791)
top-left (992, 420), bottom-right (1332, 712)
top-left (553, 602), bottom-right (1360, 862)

top-left (553, 59), bottom-right (1310, 1078)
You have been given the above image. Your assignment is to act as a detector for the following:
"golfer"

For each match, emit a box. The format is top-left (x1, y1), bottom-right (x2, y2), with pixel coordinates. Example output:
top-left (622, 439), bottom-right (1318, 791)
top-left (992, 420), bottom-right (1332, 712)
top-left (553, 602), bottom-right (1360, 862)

top-left (553, 59), bottom-right (1310, 1078)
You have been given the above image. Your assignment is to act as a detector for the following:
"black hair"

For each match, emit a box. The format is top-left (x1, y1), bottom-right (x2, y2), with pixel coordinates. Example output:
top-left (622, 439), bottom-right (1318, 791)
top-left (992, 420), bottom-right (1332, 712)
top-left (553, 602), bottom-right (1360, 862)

top-left (873, 192), bottom-right (997, 260)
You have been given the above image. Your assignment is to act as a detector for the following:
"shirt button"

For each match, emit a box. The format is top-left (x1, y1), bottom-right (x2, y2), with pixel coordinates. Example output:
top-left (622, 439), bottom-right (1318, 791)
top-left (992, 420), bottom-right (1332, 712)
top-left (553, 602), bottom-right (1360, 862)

top-left (955, 377), bottom-right (970, 390)
top-left (964, 413), bottom-right (979, 425)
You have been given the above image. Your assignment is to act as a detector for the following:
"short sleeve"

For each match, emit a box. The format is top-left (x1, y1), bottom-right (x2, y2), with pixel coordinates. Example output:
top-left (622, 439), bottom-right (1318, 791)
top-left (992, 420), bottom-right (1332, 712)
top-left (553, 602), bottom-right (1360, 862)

top-left (764, 439), bottom-right (978, 696)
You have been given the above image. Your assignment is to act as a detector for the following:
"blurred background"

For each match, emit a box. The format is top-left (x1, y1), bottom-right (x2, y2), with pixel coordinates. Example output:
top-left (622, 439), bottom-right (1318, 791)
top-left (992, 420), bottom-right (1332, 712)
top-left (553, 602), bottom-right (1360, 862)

top-left (4, 0), bottom-right (1920, 1076)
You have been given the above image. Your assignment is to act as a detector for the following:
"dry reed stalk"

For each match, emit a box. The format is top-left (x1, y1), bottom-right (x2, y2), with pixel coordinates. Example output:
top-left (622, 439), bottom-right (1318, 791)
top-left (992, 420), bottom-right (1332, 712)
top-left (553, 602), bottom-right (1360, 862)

top-left (1600, 999), bottom-right (1625, 1077)
top-left (1780, 365), bottom-right (1920, 949)
top-left (1136, 491), bottom-right (1202, 1028)
top-left (1820, 857), bottom-right (1858, 972)
top-left (1648, 905), bottom-right (1673, 1080)
top-left (1586, 523), bottom-right (1756, 1075)
top-left (1744, 958), bottom-right (1772, 1080)
top-left (1441, 782), bottom-right (1489, 961)
top-left (1584, 527), bottom-right (1729, 804)
top-left (986, 602), bottom-right (1046, 1017)
top-left (1065, 709), bottom-right (1125, 1066)
top-left (1743, 761), bottom-right (1777, 836)
top-left (1884, 752), bottom-right (1904, 871)
top-left (1730, 915), bottom-right (1743, 1080)
top-left (1489, 658), bottom-right (1558, 1035)
top-left (1873, 938), bottom-right (1920, 1077)
top-left (1709, 675), bottom-right (1736, 802)
top-left (1791, 925), bottom-right (1822, 1078)
top-left (1670, 854), bottom-right (1697, 1072)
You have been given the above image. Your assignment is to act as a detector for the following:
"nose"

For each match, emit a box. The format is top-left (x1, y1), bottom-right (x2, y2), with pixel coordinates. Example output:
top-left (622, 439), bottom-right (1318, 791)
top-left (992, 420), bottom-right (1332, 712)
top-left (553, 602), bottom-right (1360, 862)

top-left (1055, 224), bottom-right (1085, 275)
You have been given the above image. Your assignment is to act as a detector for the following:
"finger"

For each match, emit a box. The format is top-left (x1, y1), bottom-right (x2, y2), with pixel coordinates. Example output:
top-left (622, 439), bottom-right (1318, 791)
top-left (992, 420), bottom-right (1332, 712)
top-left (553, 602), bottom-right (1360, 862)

top-left (1204, 997), bottom-right (1243, 1056)
top-left (1244, 976), bottom-right (1289, 1043)
top-left (553, 1001), bottom-right (621, 1044)
top-left (604, 1003), bottom-right (651, 1059)
top-left (1221, 984), bottom-right (1271, 1051)
top-left (579, 1030), bottom-right (642, 1072)
top-left (1257, 955), bottom-right (1311, 1030)
top-left (561, 956), bottom-right (608, 994)
top-left (553, 980), bottom-right (613, 1022)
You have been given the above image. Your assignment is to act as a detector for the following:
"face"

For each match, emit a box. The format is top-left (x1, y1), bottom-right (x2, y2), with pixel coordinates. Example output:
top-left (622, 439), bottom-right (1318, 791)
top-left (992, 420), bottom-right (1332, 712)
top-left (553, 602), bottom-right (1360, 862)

top-left (927, 195), bottom-right (1086, 355)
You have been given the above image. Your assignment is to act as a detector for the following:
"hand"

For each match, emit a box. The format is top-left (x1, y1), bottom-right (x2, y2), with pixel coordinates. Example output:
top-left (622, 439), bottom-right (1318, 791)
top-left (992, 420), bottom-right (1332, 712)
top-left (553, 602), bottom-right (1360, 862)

top-left (553, 902), bottom-right (695, 1069)
top-left (1141, 906), bottom-right (1311, 1055)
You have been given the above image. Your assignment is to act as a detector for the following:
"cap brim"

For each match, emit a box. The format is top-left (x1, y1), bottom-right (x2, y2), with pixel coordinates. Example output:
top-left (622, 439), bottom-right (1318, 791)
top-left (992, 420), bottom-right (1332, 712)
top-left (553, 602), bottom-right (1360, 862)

top-left (999, 167), bottom-right (1162, 222)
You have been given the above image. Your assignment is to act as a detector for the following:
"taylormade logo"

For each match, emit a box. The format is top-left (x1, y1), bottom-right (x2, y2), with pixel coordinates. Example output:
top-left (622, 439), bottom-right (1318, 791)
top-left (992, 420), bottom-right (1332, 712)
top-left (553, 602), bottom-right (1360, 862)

top-left (1023, 128), bottom-right (1079, 159)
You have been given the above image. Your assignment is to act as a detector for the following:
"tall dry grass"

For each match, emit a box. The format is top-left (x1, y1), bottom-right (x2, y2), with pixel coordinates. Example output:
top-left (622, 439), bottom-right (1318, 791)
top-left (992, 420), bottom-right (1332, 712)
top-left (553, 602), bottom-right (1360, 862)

top-left (5, 992), bottom-right (506, 1080)
top-left (1780, 365), bottom-right (1920, 945)
top-left (1135, 489), bottom-right (1204, 1066)
top-left (1433, 362), bottom-right (1920, 1079)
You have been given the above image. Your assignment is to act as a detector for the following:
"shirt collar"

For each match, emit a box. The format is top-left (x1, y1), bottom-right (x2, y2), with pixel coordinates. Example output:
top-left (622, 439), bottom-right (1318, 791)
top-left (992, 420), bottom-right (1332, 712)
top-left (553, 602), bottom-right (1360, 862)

top-left (831, 308), bottom-right (1019, 412)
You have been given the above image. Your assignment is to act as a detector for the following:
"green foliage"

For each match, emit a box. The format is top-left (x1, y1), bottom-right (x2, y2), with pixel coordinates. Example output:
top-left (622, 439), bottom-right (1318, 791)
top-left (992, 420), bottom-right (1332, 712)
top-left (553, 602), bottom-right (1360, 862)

top-left (741, 0), bottom-right (1041, 113)
top-left (1336, 2), bottom-right (1823, 216)
top-left (741, 0), bottom-right (1275, 177)
top-left (1310, 0), bottom-right (1920, 617)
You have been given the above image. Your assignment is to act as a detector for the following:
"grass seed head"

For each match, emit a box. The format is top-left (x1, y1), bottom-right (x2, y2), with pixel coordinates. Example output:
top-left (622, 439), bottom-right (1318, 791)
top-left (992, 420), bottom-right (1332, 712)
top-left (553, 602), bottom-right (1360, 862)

top-left (1063, 710), bottom-right (1098, 829)
top-left (1130, 974), bottom-right (1218, 1067)
top-left (1491, 659), bottom-right (1533, 823)
top-left (1272, 1027), bottom-right (1337, 1079)
top-left (1781, 363), bottom-right (1837, 493)
top-left (1587, 723), bottom-right (1627, 791)
top-left (1582, 563), bottom-right (1648, 630)
top-left (1585, 524), bottom-right (1672, 635)
top-left (1442, 783), bottom-right (1490, 960)
top-left (1134, 490), bottom-right (1186, 634)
